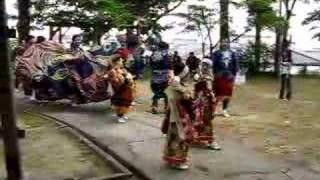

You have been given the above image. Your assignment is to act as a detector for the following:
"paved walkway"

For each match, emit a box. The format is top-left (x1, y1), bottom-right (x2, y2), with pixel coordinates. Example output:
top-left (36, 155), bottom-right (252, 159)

top-left (17, 97), bottom-right (319, 180)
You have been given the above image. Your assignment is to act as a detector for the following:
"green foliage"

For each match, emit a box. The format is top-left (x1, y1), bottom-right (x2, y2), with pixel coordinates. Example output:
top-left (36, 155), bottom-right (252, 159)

top-left (242, 42), bottom-right (273, 73)
top-left (246, 0), bottom-right (283, 29)
top-left (96, 0), bottom-right (136, 27)
top-left (32, 0), bottom-right (134, 31)
top-left (32, 0), bottom-right (185, 39)
top-left (125, 0), bottom-right (186, 34)
top-left (303, 8), bottom-right (320, 40)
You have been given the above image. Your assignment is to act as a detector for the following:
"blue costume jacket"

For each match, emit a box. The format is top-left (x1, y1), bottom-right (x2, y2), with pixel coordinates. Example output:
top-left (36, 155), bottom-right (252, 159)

top-left (151, 50), bottom-right (171, 84)
top-left (211, 49), bottom-right (239, 82)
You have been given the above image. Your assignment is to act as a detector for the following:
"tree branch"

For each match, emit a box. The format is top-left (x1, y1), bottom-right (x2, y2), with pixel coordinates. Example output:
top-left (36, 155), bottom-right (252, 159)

top-left (153, 0), bottom-right (185, 22)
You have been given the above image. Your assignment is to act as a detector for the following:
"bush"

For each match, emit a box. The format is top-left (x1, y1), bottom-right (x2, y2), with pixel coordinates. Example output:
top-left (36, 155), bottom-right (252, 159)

top-left (242, 41), bottom-right (273, 75)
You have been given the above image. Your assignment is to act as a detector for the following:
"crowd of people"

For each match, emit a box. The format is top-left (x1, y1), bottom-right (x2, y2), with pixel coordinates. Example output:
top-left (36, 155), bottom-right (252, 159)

top-left (15, 32), bottom-right (296, 171)
top-left (14, 34), bottom-right (138, 123)
top-left (147, 40), bottom-right (240, 170)
top-left (14, 33), bottom-right (242, 170)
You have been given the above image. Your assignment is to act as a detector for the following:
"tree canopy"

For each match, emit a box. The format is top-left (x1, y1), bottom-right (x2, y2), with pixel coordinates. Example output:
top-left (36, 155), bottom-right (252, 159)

top-left (31, 0), bottom-right (186, 42)
top-left (175, 4), bottom-right (217, 54)
top-left (303, 6), bottom-right (320, 40)
top-left (32, 0), bottom-right (134, 30)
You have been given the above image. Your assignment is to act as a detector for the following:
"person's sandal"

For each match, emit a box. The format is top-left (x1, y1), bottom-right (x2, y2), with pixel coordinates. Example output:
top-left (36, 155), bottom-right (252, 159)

top-left (170, 163), bottom-right (189, 170)
top-left (207, 142), bottom-right (222, 151)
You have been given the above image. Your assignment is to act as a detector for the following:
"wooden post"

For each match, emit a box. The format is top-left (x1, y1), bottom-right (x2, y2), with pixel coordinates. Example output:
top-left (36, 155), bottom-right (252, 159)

top-left (0, 1), bottom-right (23, 179)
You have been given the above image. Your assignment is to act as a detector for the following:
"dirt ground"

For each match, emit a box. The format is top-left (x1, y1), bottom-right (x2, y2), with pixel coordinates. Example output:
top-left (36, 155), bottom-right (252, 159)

top-left (134, 74), bottom-right (320, 173)
top-left (0, 113), bottom-right (115, 180)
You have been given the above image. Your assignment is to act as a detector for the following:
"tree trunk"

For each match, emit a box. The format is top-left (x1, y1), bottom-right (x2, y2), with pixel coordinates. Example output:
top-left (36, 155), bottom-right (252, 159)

top-left (202, 42), bottom-right (206, 57)
top-left (254, 22), bottom-right (262, 73)
top-left (49, 26), bottom-right (54, 40)
top-left (0, 1), bottom-right (23, 179)
top-left (208, 30), bottom-right (213, 54)
top-left (274, 0), bottom-right (283, 77)
top-left (220, 0), bottom-right (230, 46)
top-left (17, 0), bottom-right (31, 44)
top-left (49, 26), bottom-right (60, 40)
top-left (274, 28), bottom-right (281, 76)
top-left (58, 27), bottom-right (62, 43)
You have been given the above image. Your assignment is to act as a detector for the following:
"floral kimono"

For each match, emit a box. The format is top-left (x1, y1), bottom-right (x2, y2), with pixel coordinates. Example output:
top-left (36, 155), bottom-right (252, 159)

top-left (192, 59), bottom-right (221, 150)
top-left (162, 78), bottom-right (196, 167)
top-left (193, 72), bottom-right (216, 146)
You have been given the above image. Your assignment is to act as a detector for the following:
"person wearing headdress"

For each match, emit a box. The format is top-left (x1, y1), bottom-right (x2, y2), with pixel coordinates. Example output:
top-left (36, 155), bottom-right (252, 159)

top-left (108, 56), bottom-right (134, 123)
top-left (211, 40), bottom-right (239, 117)
top-left (192, 58), bottom-right (221, 150)
top-left (150, 41), bottom-right (172, 114)
top-left (161, 66), bottom-right (195, 170)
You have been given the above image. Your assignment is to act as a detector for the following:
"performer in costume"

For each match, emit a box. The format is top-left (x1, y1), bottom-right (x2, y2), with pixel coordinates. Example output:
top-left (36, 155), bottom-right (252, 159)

top-left (108, 56), bottom-right (134, 123)
top-left (65, 34), bottom-right (94, 104)
top-left (150, 42), bottom-right (172, 114)
top-left (14, 35), bottom-right (36, 94)
top-left (162, 66), bottom-right (195, 170)
top-left (192, 58), bottom-right (221, 150)
top-left (211, 40), bottom-right (239, 117)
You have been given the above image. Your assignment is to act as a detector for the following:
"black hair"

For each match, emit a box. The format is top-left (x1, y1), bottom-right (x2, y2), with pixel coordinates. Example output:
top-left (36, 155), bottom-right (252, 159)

top-left (25, 35), bottom-right (35, 43)
top-left (283, 39), bottom-right (291, 48)
top-left (36, 36), bottom-right (46, 43)
top-left (126, 34), bottom-right (140, 48)
top-left (159, 41), bottom-right (169, 50)
top-left (72, 34), bottom-right (81, 41)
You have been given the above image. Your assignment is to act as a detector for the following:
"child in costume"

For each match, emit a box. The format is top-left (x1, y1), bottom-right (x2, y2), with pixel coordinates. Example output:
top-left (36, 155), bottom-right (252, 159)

top-left (162, 67), bottom-right (195, 170)
top-left (108, 56), bottom-right (134, 123)
top-left (193, 58), bottom-right (221, 150)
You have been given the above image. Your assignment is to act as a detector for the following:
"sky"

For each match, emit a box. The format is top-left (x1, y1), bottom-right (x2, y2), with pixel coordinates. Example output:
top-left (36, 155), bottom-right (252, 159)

top-left (5, 0), bottom-right (320, 51)
top-left (160, 0), bottom-right (320, 52)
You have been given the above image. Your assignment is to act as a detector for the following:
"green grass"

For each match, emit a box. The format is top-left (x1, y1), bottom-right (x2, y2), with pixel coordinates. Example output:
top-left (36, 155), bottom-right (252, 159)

top-left (222, 76), bottom-right (320, 171)
top-left (0, 113), bottom-right (115, 180)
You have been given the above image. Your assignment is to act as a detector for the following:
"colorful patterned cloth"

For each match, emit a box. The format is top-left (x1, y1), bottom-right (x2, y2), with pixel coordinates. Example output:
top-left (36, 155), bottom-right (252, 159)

top-left (193, 78), bottom-right (216, 145)
top-left (162, 84), bottom-right (195, 166)
top-left (15, 41), bottom-right (66, 94)
top-left (108, 67), bottom-right (134, 115)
